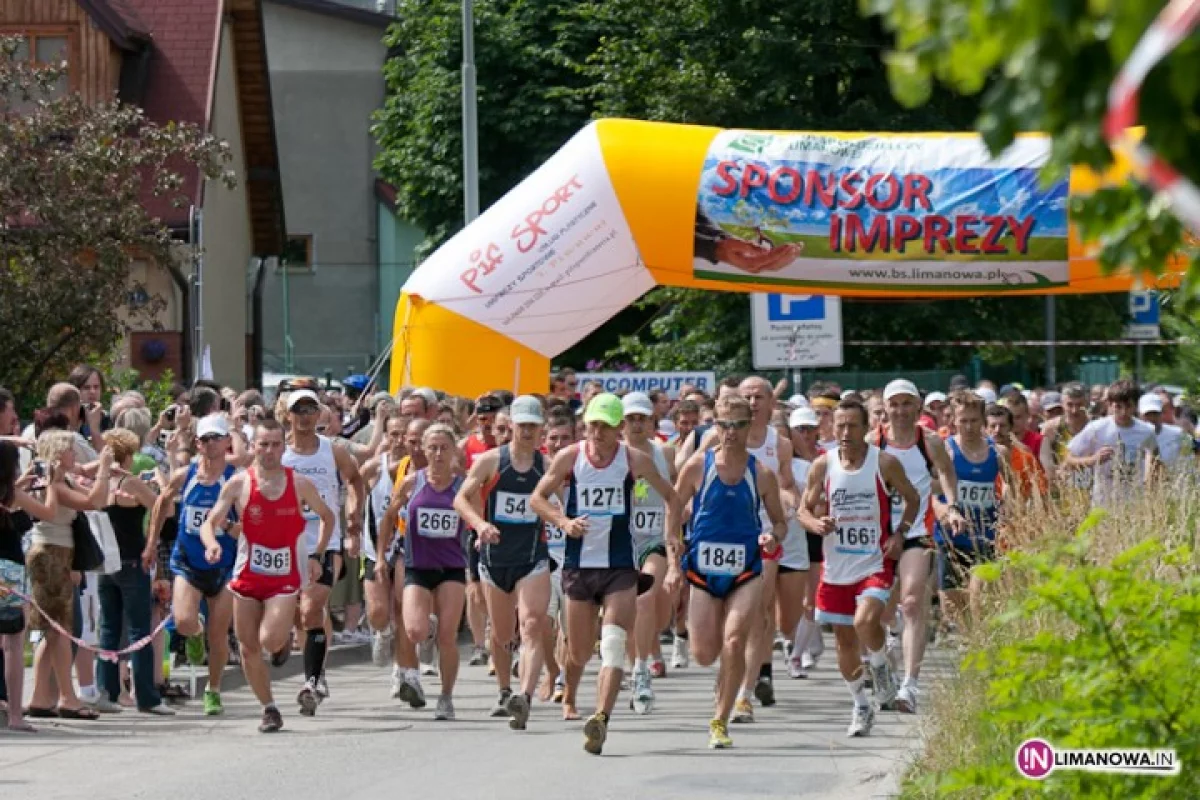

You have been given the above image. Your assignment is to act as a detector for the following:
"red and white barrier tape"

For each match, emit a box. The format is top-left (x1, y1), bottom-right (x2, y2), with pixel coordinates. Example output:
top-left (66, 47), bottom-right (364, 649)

top-left (1105, 0), bottom-right (1200, 234)
top-left (843, 339), bottom-right (1180, 347)
top-left (0, 587), bottom-right (172, 664)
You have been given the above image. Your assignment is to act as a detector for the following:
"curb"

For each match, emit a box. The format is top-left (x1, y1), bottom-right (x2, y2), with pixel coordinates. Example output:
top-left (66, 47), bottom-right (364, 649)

top-left (172, 642), bottom-right (371, 699)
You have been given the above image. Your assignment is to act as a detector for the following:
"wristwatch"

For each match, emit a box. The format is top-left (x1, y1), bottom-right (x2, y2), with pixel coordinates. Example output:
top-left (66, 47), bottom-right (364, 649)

top-left (895, 520), bottom-right (913, 536)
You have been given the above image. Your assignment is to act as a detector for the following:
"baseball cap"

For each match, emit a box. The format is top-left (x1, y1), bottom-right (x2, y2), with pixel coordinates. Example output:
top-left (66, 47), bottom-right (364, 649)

top-left (786, 394), bottom-right (810, 409)
top-left (286, 389), bottom-right (320, 410)
top-left (976, 387), bottom-right (998, 404)
top-left (475, 393), bottom-right (503, 414)
top-left (883, 379), bottom-right (920, 402)
top-left (789, 407), bottom-right (819, 428)
top-left (1041, 391), bottom-right (1064, 411)
top-left (343, 374), bottom-right (370, 392)
top-left (414, 387), bottom-right (439, 407)
top-left (510, 395), bottom-right (545, 425)
top-left (658, 419), bottom-right (677, 438)
top-left (622, 392), bottom-right (654, 417)
top-left (1138, 394), bottom-right (1164, 415)
top-left (924, 391), bottom-right (947, 408)
top-left (196, 414), bottom-right (230, 439)
top-left (583, 393), bottom-right (623, 427)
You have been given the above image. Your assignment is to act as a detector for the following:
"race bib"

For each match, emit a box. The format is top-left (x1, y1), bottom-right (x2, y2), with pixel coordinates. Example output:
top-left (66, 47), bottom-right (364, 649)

top-left (301, 501), bottom-right (319, 522)
top-left (249, 544), bottom-right (291, 576)
top-left (631, 507), bottom-right (664, 536)
top-left (577, 484), bottom-right (625, 516)
top-left (958, 481), bottom-right (995, 509)
top-left (417, 508), bottom-right (460, 539)
top-left (545, 524), bottom-right (566, 549)
top-left (834, 525), bottom-right (879, 550)
top-left (184, 506), bottom-right (208, 533)
top-left (696, 542), bottom-right (746, 576)
top-left (494, 491), bottom-right (538, 525)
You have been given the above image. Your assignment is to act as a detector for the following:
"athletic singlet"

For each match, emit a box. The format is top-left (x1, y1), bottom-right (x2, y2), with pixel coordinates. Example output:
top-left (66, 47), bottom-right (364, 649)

top-left (564, 443), bottom-right (636, 570)
top-left (282, 436), bottom-right (342, 554)
top-left (175, 463), bottom-right (238, 571)
top-left (483, 446), bottom-right (547, 568)
top-left (823, 446), bottom-right (891, 585)
top-left (630, 441), bottom-right (669, 551)
top-left (879, 427), bottom-right (934, 538)
top-left (464, 434), bottom-right (491, 469)
top-left (364, 452), bottom-right (396, 562)
top-left (947, 437), bottom-right (1000, 548)
top-left (687, 449), bottom-right (761, 576)
top-left (231, 468), bottom-right (305, 595)
top-left (748, 426), bottom-right (781, 533)
top-left (779, 457), bottom-right (812, 570)
top-left (1053, 422), bottom-right (1092, 489)
top-left (404, 470), bottom-right (466, 570)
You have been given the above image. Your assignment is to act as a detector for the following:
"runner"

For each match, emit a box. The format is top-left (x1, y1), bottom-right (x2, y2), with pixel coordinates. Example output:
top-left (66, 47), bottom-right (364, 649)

top-left (869, 380), bottom-right (966, 713)
top-left (1138, 393), bottom-right (1191, 473)
top-left (668, 394), bottom-right (787, 748)
top-left (358, 412), bottom-right (424, 706)
top-left (783, 407), bottom-right (818, 679)
top-left (144, 414), bottom-right (239, 716)
top-left (381, 424), bottom-right (469, 720)
top-left (798, 398), bottom-right (918, 737)
top-left (1065, 379), bottom-right (1160, 506)
top-left (1038, 386), bottom-right (1092, 489)
top-left (281, 389), bottom-right (365, 716)
top-left (531, 393), bottom-right (679, 755)
top-left (620, 392), bottom-right (677, 714)
top-left (462, 393), bottom-right (504, 667)
top-left (937, 391), bottom-right (1009, 634)
top-left (200, 418), bottom-right (335, 733)
top-left (454, 395), bottom-right (551, 730)
top-left (539, 411), bottom-right (576, 703)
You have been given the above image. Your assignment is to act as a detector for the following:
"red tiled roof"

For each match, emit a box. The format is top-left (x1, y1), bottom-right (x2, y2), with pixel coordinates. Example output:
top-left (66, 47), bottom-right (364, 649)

top-left (120, 0), bottom-right (224, 227)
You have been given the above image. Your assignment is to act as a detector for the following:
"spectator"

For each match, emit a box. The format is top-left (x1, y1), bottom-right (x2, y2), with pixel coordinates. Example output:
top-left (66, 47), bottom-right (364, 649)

top-left (0, 388), bottom-right (17, 437)
top-left (19, 384), bottom-right (98, 473)
top-left (25, 431), bottom-right (112, 720)
top-left (67, 364), bottom-right (111, 443)
top-left (94, 429), bottom-right (171, 715)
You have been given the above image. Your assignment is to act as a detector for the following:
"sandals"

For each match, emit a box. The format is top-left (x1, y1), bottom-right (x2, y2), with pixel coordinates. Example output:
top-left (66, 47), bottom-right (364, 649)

top-left (56, 706), bottom-right (100, 720)
top-left (25, 706), bottom-right (59, 719)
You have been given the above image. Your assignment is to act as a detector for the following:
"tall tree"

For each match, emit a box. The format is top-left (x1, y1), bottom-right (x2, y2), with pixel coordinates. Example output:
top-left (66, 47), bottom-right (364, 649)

top-left (0, 39), bottom-right (233, 400)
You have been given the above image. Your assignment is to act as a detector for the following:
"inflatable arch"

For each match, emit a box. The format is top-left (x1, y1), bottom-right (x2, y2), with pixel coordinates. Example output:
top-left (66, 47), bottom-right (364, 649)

top-left (391, 118), bottom-right (1179, 398)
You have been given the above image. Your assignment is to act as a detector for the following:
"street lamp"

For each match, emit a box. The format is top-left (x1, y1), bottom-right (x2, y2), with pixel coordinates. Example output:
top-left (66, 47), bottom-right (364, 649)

top-left (462, 0), bottom-right (479, 224)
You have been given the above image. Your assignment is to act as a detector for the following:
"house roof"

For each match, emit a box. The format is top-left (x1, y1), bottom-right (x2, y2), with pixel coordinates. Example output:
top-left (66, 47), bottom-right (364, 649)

top-left (267, 0), bottom-right (395, 28)
top-left (77, 0), bottom-right (151, 50)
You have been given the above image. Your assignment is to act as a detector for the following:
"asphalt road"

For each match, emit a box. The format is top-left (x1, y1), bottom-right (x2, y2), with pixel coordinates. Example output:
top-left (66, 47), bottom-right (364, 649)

top-left (1, 640), bottom-right (936, 800)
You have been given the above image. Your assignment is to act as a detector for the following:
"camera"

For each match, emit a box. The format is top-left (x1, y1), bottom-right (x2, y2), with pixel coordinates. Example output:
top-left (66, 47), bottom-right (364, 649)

top-left (165, 406), bottom-right (177, 423)
top-left (32, 460), bottom-right (46, 479)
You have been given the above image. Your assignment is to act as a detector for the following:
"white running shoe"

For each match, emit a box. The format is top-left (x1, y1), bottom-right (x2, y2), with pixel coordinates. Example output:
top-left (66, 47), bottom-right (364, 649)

top-left (630, 668), bottom-right (654, 715)
top-left (894, 684), bottom-right (918, 714)
top-left (372, 628), bottom-right (393, 668)
top-left (787, 651), bottom-right (808, 679)
top-left (297, 677), bottom-right (320, 716)
top-left (433, 694), bottom-right (455, 721)
top-left (396, 672), bottom-right (426, 709)
top-left (870, 660), bottom-right (899, 710)
top-left (671, 636), bottom-right (690, 669)
top-left (800, 651), bottom-right (816, 671)
top-left (847, 703), bottom-right (875, 737)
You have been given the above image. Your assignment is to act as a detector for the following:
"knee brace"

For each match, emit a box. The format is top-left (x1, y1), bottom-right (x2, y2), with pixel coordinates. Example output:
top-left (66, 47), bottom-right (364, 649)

top-left (599, 624), bottom-right (627, 670)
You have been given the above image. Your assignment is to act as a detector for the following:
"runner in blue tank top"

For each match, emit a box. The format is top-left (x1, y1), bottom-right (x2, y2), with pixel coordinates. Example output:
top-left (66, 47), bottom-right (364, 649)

top-left (669, 394), bottom-right (787, 750)
top-left (144, 414), bottom-right (241, 716)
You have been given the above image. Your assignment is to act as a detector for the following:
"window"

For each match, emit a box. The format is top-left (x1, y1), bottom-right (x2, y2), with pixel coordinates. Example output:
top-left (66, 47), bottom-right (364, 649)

top-left (277, 235), bottom-right (315, 273)
top-left (1, 28), bottom-right (75, 97)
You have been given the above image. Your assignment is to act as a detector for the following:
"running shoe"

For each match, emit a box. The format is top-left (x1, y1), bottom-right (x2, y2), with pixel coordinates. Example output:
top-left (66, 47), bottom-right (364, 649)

top-left (469, 645), bottom-right (488, 666)
top-left (847, 703), bottom-right (875, 737)
top-left (754, 676), bottom-right (776, 707)
top-left (259, 705), bottom-right (283, 733)
top-left (731, 698), bottom-right (755, 723)
top-left (870, 660), bottom-right (899, 710)
top-left (506, 692), bottom-right (530, 731)
top-left (86, 695), bottom-right (123, 714)
top-left (787, 653), bottom-right (808, 680)
top-left (630, 668), bottom-right (654, 715)
top-left (433, 694), bottom-right (455, 721)
top-left (708, 718), bottom-right (733, 749)
top-left (800, 651), bottom-right (816, 671)
top-left (490, 688), bottom-right (513, 718)
top-left (371, 628), bottom-right (393, 668)
top-left (885, 631), bottom-right (903, 673)
top-left (396, 672), bottom-right (426, 709)
top-left (894, 684), bottom-right (918, 714)
top-left (202, 689), bottom-right (224, 716)
top-left (316, 676), bottom-right (330, 700)
top-left (773, 632), bottom-right (787, 652)
top-left (418, 615), bottom-right (438, 666)
top-left (649, 657), bottom-right (666, 679)
top-left (297, 678), bottom-right (320, 716)
top-left (185, 633), bottom-right (206, 667)
top-left (671, 636), bottom-right (690, 669)
top-left (582, 712), bottom-right (608, 755)
top-left (552, 676), bottom-right (565, 704)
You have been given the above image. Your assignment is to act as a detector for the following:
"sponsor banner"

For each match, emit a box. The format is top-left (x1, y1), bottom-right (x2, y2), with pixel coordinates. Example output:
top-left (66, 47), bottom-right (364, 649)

top-left (576, 371), bottom-right (717, 398)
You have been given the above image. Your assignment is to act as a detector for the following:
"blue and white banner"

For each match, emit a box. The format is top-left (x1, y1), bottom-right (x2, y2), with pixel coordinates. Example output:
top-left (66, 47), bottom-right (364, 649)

top-left (575, 371), bottom-right (717, 398)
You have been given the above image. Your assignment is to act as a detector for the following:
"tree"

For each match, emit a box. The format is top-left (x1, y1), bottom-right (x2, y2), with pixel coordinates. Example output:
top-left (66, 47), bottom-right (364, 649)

top-left (0, 38), bottom-right (234, 401)
top-left (864, 0), bottom-right (1199, 285)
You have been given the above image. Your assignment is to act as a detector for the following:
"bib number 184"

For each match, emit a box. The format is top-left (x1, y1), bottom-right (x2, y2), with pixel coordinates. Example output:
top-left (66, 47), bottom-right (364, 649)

top-left (697, 542), bottom-right (745, 576)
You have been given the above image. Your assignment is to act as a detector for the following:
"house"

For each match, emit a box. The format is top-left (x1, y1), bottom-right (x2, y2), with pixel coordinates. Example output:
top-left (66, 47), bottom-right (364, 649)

top-left (260, 0), bottom-right (422, 383)
top-left (0, 0), bottom-right (286, 388)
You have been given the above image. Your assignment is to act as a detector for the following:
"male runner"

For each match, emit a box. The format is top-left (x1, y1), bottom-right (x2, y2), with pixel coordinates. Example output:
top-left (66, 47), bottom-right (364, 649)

top-left (784, 407), bottom-right (820, 679)
top-left (799, 399), bottom-right (918, 736)
top-left (281, 389), bottom-right (365, 715)
top-left (455, 396), bottom-right (551, 730)
top-left (1066, 379), bottom-right (1160, 506)
top-left (668, 395), bottom-right (787, 748)
top-left (201, 419), bottom-right (334, 732)
top-left (869, 380), bottom-right (965, 711)
top-left (621, 392), bottom-right (677, 713)
top-left (462, 393), bottom-right (504, 667)
top-left (145, 414), bottom-right (239, 716)
top-left (1038, 385), bottom-right (1091, 490)
top-left (531, 393), bottom-right (679, 755)
top-left (539, 412), bottom-right (575, 702)
top-left (1138, 393), bottom-right (1191, 473)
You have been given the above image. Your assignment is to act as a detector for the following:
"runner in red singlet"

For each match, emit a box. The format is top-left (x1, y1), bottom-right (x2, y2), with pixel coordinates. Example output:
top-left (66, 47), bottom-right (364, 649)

top-left (461, 393), bottom-right (504, 666)
top-left (201, 419), bottom-right (335, 733)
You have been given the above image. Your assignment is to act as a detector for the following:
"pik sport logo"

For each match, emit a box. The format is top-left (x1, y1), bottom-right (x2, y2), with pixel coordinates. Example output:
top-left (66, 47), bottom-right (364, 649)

top-left (1015, 738), bottom-right (1180, 780)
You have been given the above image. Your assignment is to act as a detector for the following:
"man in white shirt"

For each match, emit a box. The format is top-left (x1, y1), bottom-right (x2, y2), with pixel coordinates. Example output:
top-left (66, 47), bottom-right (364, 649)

top-left (1137, 393), bottom-right (1192, 473)
top-left (1066, 380), bottom-right (1159, 506)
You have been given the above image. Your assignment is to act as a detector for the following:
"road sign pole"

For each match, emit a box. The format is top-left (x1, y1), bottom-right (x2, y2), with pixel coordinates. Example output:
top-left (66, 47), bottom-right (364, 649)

top-left (1136, 342), bottom-right (1144, 384)
top-left (1045, 295), bottom-right (1056, 386)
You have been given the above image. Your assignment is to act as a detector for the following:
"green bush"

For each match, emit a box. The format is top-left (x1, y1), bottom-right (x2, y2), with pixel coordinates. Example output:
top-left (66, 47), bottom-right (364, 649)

top-left (904, 490), bottom-right (1199, 798)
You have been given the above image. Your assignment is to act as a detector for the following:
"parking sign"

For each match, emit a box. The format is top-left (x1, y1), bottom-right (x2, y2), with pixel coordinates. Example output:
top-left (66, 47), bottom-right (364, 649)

top-left (751, 294), bottom-right (843, 369)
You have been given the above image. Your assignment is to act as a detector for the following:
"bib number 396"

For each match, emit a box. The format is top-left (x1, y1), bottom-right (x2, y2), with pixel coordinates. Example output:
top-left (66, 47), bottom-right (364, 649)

top-left (249, 544), bottom-right (291, 576)
top-left (697, 542), bottom-right (745, 576)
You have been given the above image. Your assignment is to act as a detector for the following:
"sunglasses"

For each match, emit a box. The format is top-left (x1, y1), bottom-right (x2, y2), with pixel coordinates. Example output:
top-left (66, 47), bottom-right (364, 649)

top-left (199, 434), bottom-right (226, 443)
top-left (715, 419), bottom-right (751, 431)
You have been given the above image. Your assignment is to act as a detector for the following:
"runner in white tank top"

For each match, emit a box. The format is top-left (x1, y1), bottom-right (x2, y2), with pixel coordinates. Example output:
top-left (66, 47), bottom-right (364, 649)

top-left (799, 398), bottom-right (918, 737)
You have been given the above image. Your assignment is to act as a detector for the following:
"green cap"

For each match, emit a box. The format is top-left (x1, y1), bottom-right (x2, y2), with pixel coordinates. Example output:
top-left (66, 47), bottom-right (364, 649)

top-left (583, 393), bottom-right (623, 428)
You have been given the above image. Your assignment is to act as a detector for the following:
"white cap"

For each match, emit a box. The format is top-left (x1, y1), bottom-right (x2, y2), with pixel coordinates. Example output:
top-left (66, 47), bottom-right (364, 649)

top-left (414, 387), bottom-right (438, 407)
top-left (883, 379), bottom-right (920, 402)
top-left (789, 407), bottom-right (819, 428)
top-left (657, 419), bottom-right (677, 438)
top-left (1138, 394), bottom-right (1164, 415)
top-left (286, 389), bottom-right (320, 410)
top-left (924, 391), bottom-right (947, 408)
top-left (196, 414), bottom-right (230, 439)
top-left (509, 395), bottom-right (545, 425)
top-left (622, 391), bottom-right (654, 417)
top-left (976, 387), bottom-right (998, 404)
top-left (786, 394), bottom-right (810, 409)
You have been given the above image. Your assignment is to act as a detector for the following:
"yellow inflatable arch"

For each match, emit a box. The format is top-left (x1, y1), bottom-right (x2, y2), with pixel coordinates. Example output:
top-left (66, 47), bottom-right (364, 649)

top-left (392, 119), bottom-right (1177, 398)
